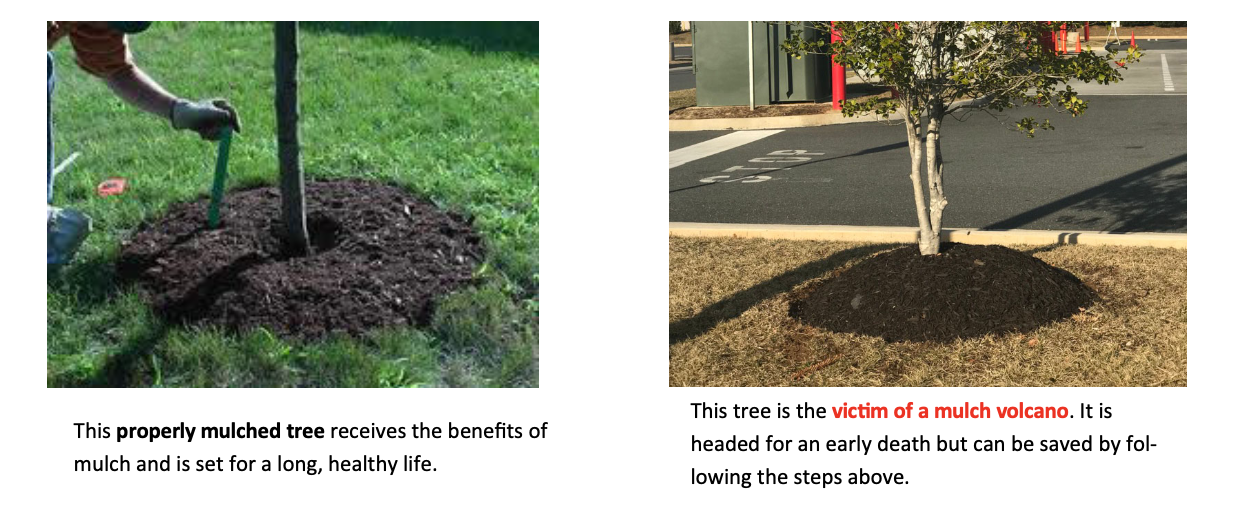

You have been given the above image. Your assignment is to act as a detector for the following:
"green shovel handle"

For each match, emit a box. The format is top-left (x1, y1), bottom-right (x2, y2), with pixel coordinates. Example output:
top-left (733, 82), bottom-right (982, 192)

top-left (207, 128), bottom-right (233, 228)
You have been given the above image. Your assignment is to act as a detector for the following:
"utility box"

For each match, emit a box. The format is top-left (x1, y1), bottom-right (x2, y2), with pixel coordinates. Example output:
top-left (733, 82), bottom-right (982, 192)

top-left (693, 21), bottom-right (832, 107)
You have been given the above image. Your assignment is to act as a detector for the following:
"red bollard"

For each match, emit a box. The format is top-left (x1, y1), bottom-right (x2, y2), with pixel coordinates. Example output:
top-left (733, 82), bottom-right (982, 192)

top-left (1084, 22), bottom-right (1089, 42)
top-left (831, 21), bottom-right (845, 111)
top-left (891, 22), bottom-right (900, 98)
top-left (1076, 31), bottom-right (1081, 53)
top-left (1060, 23), bottom-right (1067, 54)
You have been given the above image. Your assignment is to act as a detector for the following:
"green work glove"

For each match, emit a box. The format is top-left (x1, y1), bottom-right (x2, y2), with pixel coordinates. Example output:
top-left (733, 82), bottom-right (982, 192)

top-left (171, 98), bottom-right (242, 141)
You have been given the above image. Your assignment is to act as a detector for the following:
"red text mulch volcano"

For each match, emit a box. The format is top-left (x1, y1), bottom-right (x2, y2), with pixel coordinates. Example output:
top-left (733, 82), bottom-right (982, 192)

top-left (788, 244), bottom-right (1094, 342)
top-left (117, 179), bottom-right (483, 340)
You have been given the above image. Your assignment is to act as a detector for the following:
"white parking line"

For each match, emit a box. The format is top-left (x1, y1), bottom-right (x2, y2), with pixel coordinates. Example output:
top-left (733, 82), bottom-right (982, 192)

top-left (1161, 54), bottom-right (1175, 92)
top-left (669, 130), bottom-right (784, 169)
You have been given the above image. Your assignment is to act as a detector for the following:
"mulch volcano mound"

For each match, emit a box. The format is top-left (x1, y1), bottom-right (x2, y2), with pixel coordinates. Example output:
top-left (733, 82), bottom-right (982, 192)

top-left (117, 179), bottom-right (483, 340)
top-left (788, 244), bottom-right (1094, 343)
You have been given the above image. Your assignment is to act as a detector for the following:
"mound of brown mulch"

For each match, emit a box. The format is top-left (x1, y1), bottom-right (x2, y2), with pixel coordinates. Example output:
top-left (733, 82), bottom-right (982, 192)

top-left (117, 179), bottom-right (483, 340)
top-left (788, 243), bottom-right (1094, 342)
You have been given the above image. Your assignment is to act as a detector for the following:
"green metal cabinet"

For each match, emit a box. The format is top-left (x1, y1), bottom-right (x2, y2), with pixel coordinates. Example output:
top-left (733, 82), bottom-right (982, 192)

top-left (693, 21), bottom-right (832, 107)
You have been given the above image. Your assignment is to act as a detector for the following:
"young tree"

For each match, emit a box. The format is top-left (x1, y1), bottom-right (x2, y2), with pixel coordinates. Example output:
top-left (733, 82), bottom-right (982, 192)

top-left (782, 22), bottom-right (1141, 255)
top-left (275, 21), bottom-right (310, 254)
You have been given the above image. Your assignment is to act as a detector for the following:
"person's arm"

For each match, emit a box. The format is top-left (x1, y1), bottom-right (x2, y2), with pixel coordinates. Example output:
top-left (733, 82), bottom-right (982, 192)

top-left (69, 22), bottom-right (240, 140)
top-left (104, 67), bottom-right (240, 140)
top-left (102, 66), bottom-right (178, 121)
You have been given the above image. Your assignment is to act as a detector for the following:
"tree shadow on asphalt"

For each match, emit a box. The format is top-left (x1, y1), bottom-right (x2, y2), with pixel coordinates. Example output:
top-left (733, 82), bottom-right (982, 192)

top-left (983, 153), bottom-right (1186, 233)
top-left (669, 243), bottom-right (897, 346)
top-left (302, 22), bottom-right (538, 57)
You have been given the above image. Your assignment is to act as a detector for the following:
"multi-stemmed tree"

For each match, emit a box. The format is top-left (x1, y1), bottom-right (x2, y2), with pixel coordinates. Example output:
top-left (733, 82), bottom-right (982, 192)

top-left (782, 22), bottom-right (1141, 254)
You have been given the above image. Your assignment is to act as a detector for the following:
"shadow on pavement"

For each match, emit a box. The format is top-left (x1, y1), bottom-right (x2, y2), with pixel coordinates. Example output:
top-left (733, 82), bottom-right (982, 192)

top-left (983, 153), bottom-right (1186, 233)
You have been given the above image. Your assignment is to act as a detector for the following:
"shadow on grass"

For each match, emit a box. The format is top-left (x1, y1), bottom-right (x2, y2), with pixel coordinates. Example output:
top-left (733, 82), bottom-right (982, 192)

top-left (670, 243), bottom-right (897, 346)
top-left (302, 22), bottom-right (538, 57)
top-left (75, 323), bottom-right (169, 388)
top-left (49, 253), bottom-right (122, 307)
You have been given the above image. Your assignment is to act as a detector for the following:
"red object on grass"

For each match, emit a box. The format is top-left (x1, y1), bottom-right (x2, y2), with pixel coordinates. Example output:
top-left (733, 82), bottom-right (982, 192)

top-left (97, 178), bottom-right (127, 197)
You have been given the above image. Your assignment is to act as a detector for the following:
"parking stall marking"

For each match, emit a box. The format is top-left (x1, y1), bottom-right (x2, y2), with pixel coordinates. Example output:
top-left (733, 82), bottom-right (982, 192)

top-left (697, 149), bottom-right (827, 186)
top-left (669, 130), bottom-right (784, 169)
top-left (1161, 54), bottom-right (1175, 92)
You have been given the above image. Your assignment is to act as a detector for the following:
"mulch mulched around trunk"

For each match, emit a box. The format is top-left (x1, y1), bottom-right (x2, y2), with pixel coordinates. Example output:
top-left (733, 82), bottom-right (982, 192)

top-left (117, 179), bottom-right (483, 340)
top-left (788, 243), bottom-right (1095, 342)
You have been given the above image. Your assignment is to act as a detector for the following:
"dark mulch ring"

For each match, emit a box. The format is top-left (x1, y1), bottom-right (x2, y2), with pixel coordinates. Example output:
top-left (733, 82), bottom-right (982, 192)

top-left (788, 243), bottom-right (1095, 343)
top-left (117, 179), bottom-right (483, 340)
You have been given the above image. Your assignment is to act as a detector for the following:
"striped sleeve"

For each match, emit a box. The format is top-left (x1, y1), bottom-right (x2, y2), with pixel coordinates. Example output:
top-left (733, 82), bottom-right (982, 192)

top-left (66, 22), bottom-right (135, 78)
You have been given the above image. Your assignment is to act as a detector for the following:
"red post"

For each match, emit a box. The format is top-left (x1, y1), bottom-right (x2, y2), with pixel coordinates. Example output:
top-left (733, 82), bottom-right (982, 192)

top-left (831, 21), bottom-right (845, 111)
top-left (890, 23), bottom-right (899, 100)
top-left (1084, 22), bottom-right (1089, 42)
top-left (1051, 26), bottom-right (1058, 53)
top-left (1059, 23), bottom-right (1067, 54)
top-left (1075, 30), bottom-right (1081, 53)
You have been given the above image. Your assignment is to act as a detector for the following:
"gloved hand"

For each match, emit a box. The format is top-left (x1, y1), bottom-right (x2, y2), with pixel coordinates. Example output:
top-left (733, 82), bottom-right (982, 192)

top-left (171, 98), bottom-right (242, 141)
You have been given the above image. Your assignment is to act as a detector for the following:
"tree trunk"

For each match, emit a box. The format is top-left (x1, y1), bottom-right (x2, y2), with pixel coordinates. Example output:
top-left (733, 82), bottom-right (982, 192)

top-left (275, 21), bottom-right (310, 255)
top-left (901, 103), bottom-right (934, 255)
top-left (921, 100), bottom-right (947, 255)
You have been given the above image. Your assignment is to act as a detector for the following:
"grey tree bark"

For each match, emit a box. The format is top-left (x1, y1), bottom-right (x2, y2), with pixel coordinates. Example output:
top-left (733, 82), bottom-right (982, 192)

top-left (901, 102), bottom-right (936, 255)
top-left (922, 99), bottom-right (947, 255)
top-left (275, 21), bottom-right (310, 255)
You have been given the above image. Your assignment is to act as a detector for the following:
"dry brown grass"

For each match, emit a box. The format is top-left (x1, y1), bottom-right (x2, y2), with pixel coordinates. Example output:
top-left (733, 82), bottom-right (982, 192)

top-left (670, 88), bottom-right (696, 111)
top-left (669, 237), bottom-right (1186, 387)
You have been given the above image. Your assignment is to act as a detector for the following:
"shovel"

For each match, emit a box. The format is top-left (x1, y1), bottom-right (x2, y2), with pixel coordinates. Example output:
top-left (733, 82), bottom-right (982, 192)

top-left (207, 127), bottom-right (233, 228)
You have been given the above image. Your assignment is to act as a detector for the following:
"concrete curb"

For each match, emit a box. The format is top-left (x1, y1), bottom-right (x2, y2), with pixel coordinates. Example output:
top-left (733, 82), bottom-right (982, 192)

top-left (669, 223), bottom-right (1186, 249)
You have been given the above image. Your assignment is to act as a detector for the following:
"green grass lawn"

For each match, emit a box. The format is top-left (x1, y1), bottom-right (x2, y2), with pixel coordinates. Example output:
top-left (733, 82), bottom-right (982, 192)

top-left (47, 22), bottom-right (539, 387)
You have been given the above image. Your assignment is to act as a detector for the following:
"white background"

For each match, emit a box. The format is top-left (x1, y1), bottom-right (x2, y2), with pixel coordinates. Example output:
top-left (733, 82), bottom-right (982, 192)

top-left (7, 5), bottom-right (1224, 519)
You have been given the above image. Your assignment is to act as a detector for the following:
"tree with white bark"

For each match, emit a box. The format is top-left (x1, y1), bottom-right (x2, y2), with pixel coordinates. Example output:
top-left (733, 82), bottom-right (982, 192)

top-left (781, 21), bottom-right (1141, 255)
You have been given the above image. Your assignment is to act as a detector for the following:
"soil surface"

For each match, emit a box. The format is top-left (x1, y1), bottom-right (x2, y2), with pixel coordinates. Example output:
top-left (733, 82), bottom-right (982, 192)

top-left (117, 179), bottom-right (483, 340)
top-left (788, 244), bottom-right (1094, 342)
top-left (669, 85), bottom-right (891, 119)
